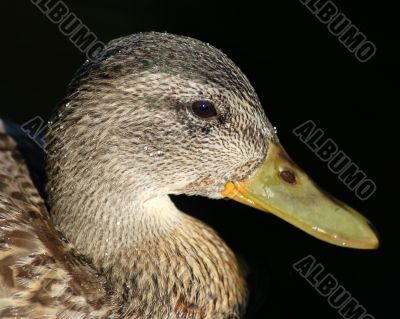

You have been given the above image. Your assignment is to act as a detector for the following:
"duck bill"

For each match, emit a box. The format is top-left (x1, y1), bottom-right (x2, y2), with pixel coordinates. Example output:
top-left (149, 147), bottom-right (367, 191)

top-left (221, 141), bottom-right (379, 249)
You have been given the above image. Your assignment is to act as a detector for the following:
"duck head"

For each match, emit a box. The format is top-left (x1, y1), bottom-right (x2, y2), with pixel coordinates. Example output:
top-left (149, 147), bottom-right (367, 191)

top-left (46, 32), bottom-right (378, 251)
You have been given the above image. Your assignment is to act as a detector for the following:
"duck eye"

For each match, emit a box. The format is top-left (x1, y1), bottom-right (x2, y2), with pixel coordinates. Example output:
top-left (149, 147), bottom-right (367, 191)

top-left (191, 101), bottom-right (217, 119)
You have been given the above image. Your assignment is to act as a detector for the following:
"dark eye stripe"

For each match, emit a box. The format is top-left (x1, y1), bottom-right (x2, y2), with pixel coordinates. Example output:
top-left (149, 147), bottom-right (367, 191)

top-left (191, 101), bottom-right (217, 119)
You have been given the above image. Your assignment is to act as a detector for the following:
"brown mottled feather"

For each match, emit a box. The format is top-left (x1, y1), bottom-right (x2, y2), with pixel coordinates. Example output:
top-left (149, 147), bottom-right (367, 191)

top-left (0, 120), bottom-right (114, 318)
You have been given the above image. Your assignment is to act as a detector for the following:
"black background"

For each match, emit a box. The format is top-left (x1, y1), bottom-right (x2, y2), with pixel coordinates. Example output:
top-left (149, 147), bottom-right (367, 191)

top-left (0, 1), bottom-right (396, 318)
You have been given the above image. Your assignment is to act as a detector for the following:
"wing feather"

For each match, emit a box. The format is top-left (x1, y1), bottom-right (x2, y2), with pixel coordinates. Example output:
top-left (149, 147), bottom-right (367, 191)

top-left (0, 120), bottom-right (115, 319)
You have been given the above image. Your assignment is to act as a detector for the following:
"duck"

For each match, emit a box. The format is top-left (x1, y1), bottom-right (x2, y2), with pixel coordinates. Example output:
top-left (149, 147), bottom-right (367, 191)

top-left (0, 32), bottom-right (378, 319)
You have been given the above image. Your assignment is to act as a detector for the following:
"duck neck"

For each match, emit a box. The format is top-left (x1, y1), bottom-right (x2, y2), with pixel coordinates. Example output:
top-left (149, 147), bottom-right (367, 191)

top-left (50, 181), bottom-right (184, 275)
top-left (47, 167), bottom-right (247, 316)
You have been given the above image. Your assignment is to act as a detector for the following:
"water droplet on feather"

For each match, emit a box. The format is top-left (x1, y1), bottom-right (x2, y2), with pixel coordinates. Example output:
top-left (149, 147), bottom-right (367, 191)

top-left (150, 150), bottom-right (164, 157)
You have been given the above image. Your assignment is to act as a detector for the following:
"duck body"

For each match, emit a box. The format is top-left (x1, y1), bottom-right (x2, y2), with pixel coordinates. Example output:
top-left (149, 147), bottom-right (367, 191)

top-left (0, 122), bottom-right (247, 319)
top-left (0, 121), bottom-right (113, 318)
top-left (0, 121), bottom-right (247, 318)
top-left (109, 214), bottom-right (247, 318)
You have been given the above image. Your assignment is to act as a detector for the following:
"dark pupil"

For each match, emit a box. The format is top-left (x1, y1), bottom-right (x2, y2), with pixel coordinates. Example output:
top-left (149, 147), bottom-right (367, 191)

top-left (199, 102), bottom-right (209, 111)
top-left (192, 101), bottom-right (217, 119)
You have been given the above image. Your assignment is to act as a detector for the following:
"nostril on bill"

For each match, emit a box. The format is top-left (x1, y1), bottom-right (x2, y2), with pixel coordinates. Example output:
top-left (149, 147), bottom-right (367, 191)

top-left (279, 169), bottom-right (297, 184)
